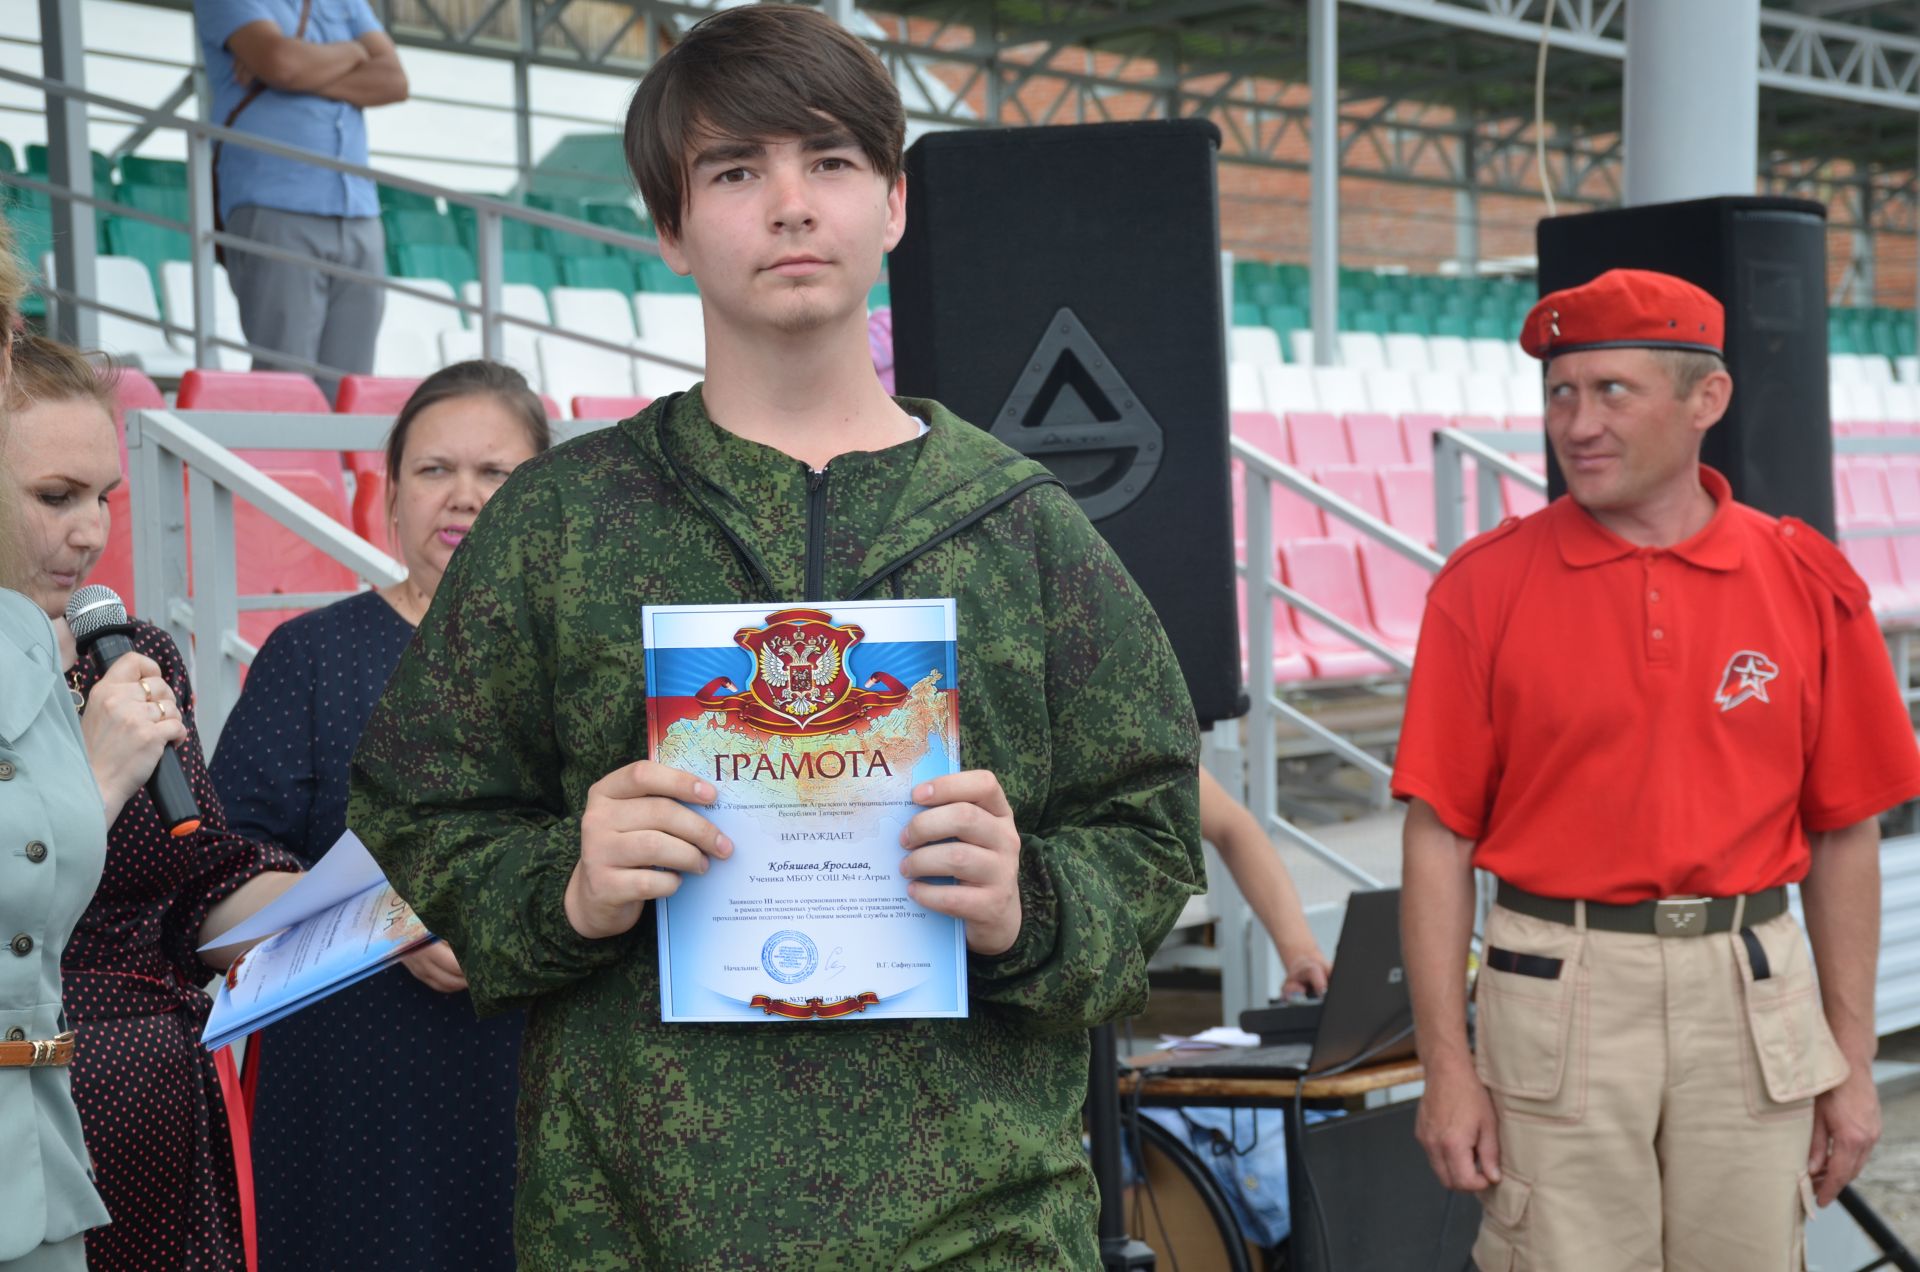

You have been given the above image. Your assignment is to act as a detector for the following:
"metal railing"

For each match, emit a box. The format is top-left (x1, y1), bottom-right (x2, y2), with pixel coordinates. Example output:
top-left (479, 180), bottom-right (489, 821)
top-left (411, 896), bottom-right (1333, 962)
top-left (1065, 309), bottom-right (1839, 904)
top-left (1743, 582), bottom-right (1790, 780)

top-left (0, 65), bottom-right (705, 388)
top-left (127, 409), bottom-right (618, 752)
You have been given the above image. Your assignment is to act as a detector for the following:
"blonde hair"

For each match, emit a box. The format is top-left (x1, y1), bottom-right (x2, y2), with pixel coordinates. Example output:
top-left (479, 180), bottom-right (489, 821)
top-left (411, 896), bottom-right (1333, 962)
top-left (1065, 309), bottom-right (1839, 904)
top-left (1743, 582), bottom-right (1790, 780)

top-left (0, 217), bottom-right (26, 593)
top-left (5, 332), bottom-right (119, 420)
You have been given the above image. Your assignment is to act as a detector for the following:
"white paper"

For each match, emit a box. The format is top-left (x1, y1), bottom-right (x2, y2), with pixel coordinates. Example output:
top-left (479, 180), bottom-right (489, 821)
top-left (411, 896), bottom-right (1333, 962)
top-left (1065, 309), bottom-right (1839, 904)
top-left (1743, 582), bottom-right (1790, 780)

top-left (197, 830), bottom-right (384, 951)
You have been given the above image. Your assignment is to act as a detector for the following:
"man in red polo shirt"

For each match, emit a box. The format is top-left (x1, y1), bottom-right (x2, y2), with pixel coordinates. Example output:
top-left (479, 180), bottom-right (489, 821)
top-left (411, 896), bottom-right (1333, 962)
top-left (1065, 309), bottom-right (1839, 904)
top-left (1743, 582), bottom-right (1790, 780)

top-left (1395, 267), bottom-right (1920, 1270)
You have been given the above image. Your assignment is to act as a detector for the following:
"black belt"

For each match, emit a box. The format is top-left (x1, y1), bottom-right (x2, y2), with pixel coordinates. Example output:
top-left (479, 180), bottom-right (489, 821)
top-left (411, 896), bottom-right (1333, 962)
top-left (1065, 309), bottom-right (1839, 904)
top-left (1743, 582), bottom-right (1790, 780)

top-left (1496, 882), bottom-right (1788, 938)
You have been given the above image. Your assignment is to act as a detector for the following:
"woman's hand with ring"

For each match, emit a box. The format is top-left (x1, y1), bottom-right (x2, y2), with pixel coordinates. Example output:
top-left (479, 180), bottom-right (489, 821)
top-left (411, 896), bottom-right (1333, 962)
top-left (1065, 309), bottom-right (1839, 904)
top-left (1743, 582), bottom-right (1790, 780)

top-left (80, 654), bottom-right (187, 822)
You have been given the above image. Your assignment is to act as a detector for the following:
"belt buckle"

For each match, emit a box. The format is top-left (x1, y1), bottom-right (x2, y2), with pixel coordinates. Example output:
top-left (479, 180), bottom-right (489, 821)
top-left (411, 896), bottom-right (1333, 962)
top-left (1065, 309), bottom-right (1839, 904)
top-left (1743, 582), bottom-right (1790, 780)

top-left (1655, 897), bottom-right (1710, 938)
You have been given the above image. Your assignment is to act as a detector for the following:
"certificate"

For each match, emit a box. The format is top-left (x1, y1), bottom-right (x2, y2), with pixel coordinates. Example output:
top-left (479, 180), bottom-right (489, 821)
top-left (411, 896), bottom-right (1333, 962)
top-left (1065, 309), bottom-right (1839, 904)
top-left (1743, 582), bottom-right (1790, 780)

top-left (642, 599), bottom-right (968, 1023)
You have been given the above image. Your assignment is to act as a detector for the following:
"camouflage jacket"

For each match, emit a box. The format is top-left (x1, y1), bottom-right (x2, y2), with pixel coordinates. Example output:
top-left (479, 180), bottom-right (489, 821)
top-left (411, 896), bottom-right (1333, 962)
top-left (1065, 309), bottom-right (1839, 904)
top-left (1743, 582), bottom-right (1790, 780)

top-left (349, 388), bottom-right (1202, 1269)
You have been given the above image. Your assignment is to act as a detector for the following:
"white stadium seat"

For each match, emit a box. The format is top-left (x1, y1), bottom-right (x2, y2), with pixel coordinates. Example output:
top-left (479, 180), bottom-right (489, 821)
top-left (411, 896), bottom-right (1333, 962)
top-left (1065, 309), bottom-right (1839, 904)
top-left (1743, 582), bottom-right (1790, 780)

top-left (1412, 371), bottom-right (1465, 415)
top-left (1831, 353), bottom-right (1869, 384)
top-left (1311, 366), bottom-right (1370, 414)
top-left (1860, 354), bottom-right (1896, 386)
top-left (1286, 328), bottom-right (1316, 365)
top-left (551, 286), bottom-right (640, 339)
top-left (1897, 355), bottom-right (1919, 385)
top-left (1507, 373), bottom-right (1542, 417)
top-left (632, 293), bottom-right (705, 397)
top-left (1853, 382), bottom-right (1892, 424)
top-left (1831, 377), bottom-right (1858, 422)
top-left (1425, 335), bottom-right (1473, 375)
top-left (1260, 364), bottom-right (1318, 413)
top-left (1885, 383), bottom-right (1920, 424)
top-left (1229, 362), bottom-right (1267, 412)
top-left (460, 281), bottom-right (548, 376)
top-left (57, 254), bottom-right (192, 377)
top-left (536, 335), bottom-right (637, 410)
top-left (1336, 331), bottom-right (1388, 371)
top-left (1382, 333), bottom-right (1432, 374)
top-left (1365, 370), bottom-right (1418, 415)
top-left (1466, 338), bottom-right (1513, 376)
top-left (1230, 326), bottom-right (1284, 368)
top-left (1461, 372), bottom-right (1509, 417)
top-left (439, 328), bottom-right (543, 392)
top-left (374, 279), bottom-right (462, 378)
top-left (158, 261), bottom-right (247, 371)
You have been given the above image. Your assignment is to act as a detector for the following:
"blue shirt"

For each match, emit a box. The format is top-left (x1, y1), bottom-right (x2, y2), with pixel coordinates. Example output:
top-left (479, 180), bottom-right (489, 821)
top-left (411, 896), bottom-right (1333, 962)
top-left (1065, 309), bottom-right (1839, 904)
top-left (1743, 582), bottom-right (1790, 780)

top-left (194, 0), bottom-right (382, 220)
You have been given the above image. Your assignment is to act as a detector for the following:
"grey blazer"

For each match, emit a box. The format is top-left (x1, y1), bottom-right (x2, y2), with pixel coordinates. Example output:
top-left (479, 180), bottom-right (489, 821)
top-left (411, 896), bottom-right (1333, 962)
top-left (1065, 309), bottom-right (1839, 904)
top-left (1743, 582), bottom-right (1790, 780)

top-left (0, 589), bottom-right (111, 1261)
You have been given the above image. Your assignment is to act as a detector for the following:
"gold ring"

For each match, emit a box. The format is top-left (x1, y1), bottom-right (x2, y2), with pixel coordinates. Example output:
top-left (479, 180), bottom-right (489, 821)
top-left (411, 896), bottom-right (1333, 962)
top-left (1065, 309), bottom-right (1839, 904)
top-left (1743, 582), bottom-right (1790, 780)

top-left (141, 678), bottom-right (154, 701)
top-left (148, 702), bottom-right (164, 722)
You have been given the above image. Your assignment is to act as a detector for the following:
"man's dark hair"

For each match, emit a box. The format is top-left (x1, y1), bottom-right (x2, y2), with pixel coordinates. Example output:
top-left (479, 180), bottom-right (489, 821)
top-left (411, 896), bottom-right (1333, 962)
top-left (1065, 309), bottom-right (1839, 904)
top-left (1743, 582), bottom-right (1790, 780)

top-left (623, 5), bottom-right (906, 241)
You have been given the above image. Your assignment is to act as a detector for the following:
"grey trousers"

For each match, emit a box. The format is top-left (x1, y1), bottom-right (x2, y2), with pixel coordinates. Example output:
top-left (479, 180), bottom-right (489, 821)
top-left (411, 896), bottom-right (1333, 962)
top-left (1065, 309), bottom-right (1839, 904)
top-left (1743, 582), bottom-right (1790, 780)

top-left (224, 205), bottom-right (386, 400)
top-left (0, 1235), bottom-right (85, 1272)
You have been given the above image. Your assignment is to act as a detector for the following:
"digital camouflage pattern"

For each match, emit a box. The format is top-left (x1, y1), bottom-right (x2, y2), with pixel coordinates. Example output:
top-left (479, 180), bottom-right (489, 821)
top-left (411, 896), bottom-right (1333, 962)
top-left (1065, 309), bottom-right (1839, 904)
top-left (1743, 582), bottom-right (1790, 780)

top-left (349, 387), bottom-right (1202, 1269)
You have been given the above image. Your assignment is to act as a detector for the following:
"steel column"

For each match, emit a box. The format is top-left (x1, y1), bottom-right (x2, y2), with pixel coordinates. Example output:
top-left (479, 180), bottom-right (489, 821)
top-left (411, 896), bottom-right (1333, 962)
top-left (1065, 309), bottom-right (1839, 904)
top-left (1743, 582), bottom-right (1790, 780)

top-left (40, 0), bottom-right (98, 349)
top-left (1308, 0), bottom-right (1338, 367)
top-left (1624, 0), bottom-right (1761, 205)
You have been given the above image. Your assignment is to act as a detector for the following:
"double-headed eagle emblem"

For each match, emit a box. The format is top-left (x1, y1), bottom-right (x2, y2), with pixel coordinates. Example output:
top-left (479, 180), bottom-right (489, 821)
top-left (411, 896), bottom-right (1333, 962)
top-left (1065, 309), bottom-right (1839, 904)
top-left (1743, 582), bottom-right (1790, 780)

top-left (695, 607), bottom-right (909, 736)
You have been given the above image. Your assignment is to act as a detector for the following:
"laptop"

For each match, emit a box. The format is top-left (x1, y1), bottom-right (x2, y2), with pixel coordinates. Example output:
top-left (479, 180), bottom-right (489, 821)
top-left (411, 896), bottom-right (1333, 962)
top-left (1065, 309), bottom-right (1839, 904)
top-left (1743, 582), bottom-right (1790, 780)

top-left (1151, 887), bottom-right (1415, 1079)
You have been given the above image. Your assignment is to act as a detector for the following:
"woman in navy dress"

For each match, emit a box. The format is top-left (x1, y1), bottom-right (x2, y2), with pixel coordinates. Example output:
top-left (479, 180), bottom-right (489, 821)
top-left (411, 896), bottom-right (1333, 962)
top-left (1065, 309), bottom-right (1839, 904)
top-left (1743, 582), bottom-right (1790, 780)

top-left (211, 362), bottom-right (551, 1271)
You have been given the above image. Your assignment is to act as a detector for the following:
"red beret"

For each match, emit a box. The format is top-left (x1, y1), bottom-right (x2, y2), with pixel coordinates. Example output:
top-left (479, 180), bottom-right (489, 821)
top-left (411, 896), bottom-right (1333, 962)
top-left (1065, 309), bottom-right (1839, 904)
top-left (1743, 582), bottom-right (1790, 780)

top-left (1520, 268), bottom-right (1724, 362)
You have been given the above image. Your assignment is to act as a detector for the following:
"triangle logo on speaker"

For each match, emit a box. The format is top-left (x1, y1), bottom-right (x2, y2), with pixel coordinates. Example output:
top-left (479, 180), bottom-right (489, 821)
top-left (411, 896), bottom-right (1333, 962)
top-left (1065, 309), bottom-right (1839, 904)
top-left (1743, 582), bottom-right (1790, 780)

top-left (990, 307), bottom-right (1164, 520)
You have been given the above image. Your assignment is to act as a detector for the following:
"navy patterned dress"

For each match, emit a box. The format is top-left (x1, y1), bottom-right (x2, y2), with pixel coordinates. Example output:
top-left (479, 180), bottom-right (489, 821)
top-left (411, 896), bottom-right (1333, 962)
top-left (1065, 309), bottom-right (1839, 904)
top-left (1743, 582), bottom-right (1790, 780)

top-left (209, 590), bottom-right (521, 1272)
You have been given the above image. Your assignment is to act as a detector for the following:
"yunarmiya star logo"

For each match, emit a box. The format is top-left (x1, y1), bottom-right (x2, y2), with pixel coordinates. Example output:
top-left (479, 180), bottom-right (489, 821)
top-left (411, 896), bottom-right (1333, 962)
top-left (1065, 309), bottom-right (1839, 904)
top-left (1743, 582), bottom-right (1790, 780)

top-left (1714, 649), bottom-right (1780, 714)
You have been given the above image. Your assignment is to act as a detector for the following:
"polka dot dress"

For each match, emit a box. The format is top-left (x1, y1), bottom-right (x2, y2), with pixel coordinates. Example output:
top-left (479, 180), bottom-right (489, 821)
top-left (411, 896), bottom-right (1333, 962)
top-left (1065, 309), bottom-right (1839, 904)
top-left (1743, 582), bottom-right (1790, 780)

top-left (62, 623), bottom-right (303, 1272)
top-left (209, 591), bottom-right (521, 1272)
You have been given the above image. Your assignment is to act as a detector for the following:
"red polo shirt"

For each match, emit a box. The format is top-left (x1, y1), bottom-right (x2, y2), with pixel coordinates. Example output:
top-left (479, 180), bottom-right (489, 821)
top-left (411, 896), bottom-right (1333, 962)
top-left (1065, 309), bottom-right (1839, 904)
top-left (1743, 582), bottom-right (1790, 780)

top-left (1392, 466), bottom-right (1920, 903)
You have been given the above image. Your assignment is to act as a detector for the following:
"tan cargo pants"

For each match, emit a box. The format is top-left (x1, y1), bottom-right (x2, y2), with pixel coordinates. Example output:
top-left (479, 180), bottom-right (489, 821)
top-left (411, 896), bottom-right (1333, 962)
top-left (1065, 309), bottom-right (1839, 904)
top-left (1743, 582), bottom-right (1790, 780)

top-left (1469, 903), bottom-right (1849, 1272)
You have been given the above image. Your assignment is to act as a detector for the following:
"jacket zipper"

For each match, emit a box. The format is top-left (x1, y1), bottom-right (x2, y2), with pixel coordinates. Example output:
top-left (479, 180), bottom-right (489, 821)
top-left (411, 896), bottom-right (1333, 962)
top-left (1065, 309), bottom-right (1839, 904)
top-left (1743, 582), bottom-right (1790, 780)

top-left (805, 466), bottom-right (830, 600)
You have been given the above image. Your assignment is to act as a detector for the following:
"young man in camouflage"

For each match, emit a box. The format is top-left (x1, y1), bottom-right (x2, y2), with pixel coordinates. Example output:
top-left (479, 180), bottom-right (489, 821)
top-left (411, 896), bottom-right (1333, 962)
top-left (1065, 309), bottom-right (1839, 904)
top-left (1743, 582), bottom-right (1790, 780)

top-left (348, 7), bottom-right (1203, 1266)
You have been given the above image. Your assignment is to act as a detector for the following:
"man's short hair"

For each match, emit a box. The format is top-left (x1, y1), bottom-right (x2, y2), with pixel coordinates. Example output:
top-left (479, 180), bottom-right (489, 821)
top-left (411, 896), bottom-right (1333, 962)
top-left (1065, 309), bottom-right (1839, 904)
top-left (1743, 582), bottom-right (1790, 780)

top-left (623, 5), bottom-right (906, 241)
top-left (1653, 348), bottom-right (1728, 399)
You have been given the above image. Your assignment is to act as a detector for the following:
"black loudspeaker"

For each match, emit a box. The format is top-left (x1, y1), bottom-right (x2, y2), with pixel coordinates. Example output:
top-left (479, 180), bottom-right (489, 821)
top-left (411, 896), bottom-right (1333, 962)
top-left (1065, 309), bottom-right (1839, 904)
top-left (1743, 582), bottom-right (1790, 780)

top-left (1536, 196), bottom-right (1835, 538)
top-left (1289, 1100), bottom-right (1481, 1271)
top-left (890, 120), bottom-right (1245, 726)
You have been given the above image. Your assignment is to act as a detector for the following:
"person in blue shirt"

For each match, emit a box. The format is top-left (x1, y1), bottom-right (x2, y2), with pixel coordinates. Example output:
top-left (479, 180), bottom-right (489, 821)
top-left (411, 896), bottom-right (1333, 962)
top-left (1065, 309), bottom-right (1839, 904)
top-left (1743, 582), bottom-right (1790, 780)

top-left (192, 0), bottom-right (407, 398)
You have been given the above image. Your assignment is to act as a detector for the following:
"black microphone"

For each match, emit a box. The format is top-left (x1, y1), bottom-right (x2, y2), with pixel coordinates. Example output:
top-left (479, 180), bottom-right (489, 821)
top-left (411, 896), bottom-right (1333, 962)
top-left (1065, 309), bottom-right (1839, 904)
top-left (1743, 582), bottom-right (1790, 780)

top-left (65, 584), bottom-right (203, 838)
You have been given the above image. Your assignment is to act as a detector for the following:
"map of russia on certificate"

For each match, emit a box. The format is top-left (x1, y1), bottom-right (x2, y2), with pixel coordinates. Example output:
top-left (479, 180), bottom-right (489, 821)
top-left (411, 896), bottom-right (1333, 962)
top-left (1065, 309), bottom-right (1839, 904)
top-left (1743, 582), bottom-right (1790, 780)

top-left (642, 598), bottom-right (968, 1023)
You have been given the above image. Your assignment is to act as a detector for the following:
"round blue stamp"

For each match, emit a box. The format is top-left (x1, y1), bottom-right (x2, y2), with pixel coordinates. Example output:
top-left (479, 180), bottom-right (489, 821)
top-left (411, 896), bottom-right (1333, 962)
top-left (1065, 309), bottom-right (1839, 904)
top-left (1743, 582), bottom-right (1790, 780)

top-left (760, 930), bottom-right (818, 985)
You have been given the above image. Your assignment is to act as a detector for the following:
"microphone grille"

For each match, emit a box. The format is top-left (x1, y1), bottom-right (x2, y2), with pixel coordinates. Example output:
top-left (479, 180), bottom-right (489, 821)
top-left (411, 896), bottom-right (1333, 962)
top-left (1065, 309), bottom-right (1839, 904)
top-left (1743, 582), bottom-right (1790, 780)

top-left (66, 584), bottom-right (129, 642)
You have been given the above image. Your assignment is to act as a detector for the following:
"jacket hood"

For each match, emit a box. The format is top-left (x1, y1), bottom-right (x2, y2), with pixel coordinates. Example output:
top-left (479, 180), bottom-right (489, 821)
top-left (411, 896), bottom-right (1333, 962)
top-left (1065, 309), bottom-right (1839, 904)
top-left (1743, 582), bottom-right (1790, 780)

top-left (623, 385), bottom-right (1061, 600)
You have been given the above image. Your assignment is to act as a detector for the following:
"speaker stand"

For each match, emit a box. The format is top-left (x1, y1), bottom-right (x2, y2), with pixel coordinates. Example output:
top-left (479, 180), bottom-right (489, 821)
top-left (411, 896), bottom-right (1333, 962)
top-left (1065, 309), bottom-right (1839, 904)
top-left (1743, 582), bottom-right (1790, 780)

top-left (1088, 1023), bottom-right (1156, 1270)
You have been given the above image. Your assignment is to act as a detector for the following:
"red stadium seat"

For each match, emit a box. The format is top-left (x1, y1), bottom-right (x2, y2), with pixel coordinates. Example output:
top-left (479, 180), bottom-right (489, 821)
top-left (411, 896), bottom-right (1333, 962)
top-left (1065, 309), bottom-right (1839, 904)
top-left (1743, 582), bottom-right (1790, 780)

top-left (236, 469), bottom-right (357, 649)
top-left (1399, 413), bottom-right (1448, 467)
top-left (540, 394), bottom-right (563, 420)
top-left (1886, 460), bottom-right (1920, 527)
top-left (1378, 464), bottom-right (1437, 545)
top-left (1891, 535), bottom-right (1920, 617)
top-left (1343, 412), bottom-right (1407, 465)
top-left (573, 395), bottom-right (652, 420)
top-left (1357, 541), bottom-right (1431, 655)
top-left (1839, 464), bottom-right (1894, 529)
top-left (1313, 465), bottom-right (1386, 543)
top-left (1277, 539), bottom-right (1393, 679)
top-left (95, 369), bottom-right (169, 607)
top-left (1503, 414), bottom-right (1543, 433)
top-left (178, 369), bottom-right (330, 413)
top-left (1452, 413), bottom-right (1499, 435)
top-left (1236, 579), bottom-right (1314, 684)
top-left (350, 468), bottom-right (392, 555)
top-left (1232, 411), bottom-right (1289, 462)
top-left (334, 375), bottom-right (422, 416)
top-left (1284, 411), bottom-right (1349, 468)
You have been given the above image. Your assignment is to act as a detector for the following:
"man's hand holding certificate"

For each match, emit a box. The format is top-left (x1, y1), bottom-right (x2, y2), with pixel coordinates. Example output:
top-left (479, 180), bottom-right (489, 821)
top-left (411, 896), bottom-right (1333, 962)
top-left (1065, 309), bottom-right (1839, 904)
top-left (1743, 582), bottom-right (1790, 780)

top-left (608, 598), bottom-right (989, 1021)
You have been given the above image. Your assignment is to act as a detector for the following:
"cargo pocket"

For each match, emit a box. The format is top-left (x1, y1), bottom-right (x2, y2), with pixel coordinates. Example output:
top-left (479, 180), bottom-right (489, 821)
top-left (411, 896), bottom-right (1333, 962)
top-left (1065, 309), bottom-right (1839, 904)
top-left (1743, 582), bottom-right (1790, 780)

top-left (1474, 911), bottom-right (1586, 1121)
top-left (1471, 1172), bottom-right (1533, 1272)
top-left (1734, 916), bottom-right (1849, 1117)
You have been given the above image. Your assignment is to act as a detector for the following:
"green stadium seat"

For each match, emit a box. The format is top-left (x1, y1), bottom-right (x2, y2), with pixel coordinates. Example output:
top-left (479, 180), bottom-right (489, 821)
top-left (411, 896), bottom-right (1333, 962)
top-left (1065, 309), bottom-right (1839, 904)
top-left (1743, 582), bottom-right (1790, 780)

top-left (582, 200), bottom-right (651, 237)
top-left (1432, 313), bottom-right (1470, 339)
top-left (558, 254), bottom-right (634, 291)
top-left (448, 203), bottom-right (545, 254)
top-left (27, 145), bottom-right (115, 190)
top-left (636, 256), bottom-right (697, 294)
top-left (503, 249), bottom-right (560, 292)
top-left (4, 202), bottom-right (50, 318)
top-left (1349, 310), bottom-right (1390, 335)
top-left (868, 282), bottom-right (889, 310)
top-left (118, 184), bottom-right (189, 224)
top-left (395, 242), bottom-right (477, 293)
top-left (379, 185), bottom-right (439, 214)
top-left (1264, 303), bottom-right (1307, 338)
top-left (1390, 312), bottom-right (1432, 335)
top-left (0, 142), bottom-right (16, 174)
top-left (524, 192), bottom-right (586, 220)
top-left (383, 208), bottom-right (461, 248)
top-left (118, 156), bottom-right (187, 188)
top-left (545, 225), bottom-right (611, 259)
top-left (1232, 302), bottom-right (1263, 327)
top-left (102, 216), bottom-right (190, 286)
top-left (1471, 314), bottom-right (1513, 341)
